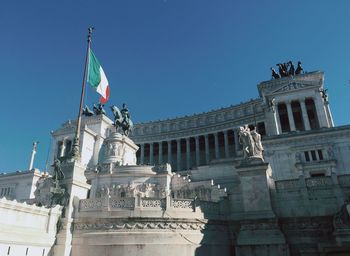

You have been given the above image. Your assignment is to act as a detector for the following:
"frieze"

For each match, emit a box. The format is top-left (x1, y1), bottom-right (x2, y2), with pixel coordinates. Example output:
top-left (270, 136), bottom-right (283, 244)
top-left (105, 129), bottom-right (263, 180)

top-left (74, 219), bottom-right (228, 232)
top-left (74, 221), bottom-right (206, 231)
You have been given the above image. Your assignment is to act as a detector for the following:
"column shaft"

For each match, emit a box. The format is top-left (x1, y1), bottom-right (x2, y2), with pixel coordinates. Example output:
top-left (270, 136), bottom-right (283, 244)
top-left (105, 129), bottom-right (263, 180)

top-left (234, 129), bottom-right (239, 155)
top-left (149, 143), bottom-right (154, 165)
top-left (167, 141), bottom-right (172, 164)
top-left (300, 100), bottom-right (311, 131)
top-left (186, 138), bottom-right (190, 169)
top-left (140, 143), bottom-right (145, 164)
top-left (286, 101), bottom-right (296, 131)
top-left (205, 135), bottom-right (210, 164)
top-left (195, 136), bottom-right (200, 166)
top-left (158, 142), bottom-right (163, 164)
top-left (214, 133), bottom-right (220, 159)
top-left (224, 131), bottom-right (229, 158)
top-left (177, 139), bottom-right (181, 170)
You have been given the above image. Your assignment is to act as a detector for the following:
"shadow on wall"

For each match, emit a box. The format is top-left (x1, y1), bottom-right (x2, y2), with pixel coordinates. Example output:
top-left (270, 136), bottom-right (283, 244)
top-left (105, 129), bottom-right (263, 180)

top-left (194, 198), bottom-right (235, 256)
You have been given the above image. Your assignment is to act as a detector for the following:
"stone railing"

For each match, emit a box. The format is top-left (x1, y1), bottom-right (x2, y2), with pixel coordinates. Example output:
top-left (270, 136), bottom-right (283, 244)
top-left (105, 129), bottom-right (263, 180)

top-left (305, 176), bottom-right (332, 188)
top-left (338, 174), bottom-right (350, 187)
top-left (141, 198), bottom-right (165, 209)
top-left (275, 179), bottom-right (300, 191)
top-left (79, 198), bottom-right (104, 211)
top-left (171, 199), bottom-right (194, 210)
top-left (78, 197), bottom-right (224, 218)
top-left (110, 197), bottom-right (135, 209)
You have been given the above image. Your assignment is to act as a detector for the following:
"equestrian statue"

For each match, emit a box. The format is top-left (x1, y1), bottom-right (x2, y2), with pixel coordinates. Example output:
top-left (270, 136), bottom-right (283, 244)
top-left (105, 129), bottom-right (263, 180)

top-left (110, 103), bottom-right (133, 136)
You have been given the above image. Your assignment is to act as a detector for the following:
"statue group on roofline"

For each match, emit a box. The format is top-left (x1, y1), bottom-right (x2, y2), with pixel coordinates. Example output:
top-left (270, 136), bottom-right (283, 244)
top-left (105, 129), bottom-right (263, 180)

top-left (238, 125), bottom-right (264, 162)
top-left (82, 103), bottom-right (106, 116)
top-left (271, 61), bottom-right (303, 80)
top-left (82, 102), bottom-right (134, 137)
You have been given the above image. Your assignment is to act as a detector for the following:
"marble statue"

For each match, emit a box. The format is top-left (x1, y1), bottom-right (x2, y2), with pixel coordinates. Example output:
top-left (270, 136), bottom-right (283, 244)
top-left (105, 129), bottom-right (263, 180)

top-left (110, 103), bottom-right (134, 136)
top-left (238, 125), bottom-right (264, 161)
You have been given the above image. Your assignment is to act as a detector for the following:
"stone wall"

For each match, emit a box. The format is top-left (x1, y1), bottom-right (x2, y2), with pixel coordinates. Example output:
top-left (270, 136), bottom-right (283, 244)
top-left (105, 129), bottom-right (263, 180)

top-left (0, 198), bottom-right (62, 256)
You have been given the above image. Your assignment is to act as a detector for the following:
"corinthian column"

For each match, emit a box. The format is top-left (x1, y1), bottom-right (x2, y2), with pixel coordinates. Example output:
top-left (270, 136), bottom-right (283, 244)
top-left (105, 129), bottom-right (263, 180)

top-left (204, 134), bottom-right (209, 164)
top-left (186, 138), bottom-right (190, 169)
top-left (214, 133), bottom-right (219, 159)
top-left (167, 141), bottom-right (172, 164)
top-left (140, 143), bottom-right (145, 164)
top-left (224, 130), bottom-right (229, 158)
top-left (158, 142), bottom-right (163, 164)
top-left (286, 101), bottom-right (296, 131)
top-left (195, 136), bottom-right (200, 166)
top-left (149, 143), bottom-right (154, 165)
top-left (177, 139), bottom-right (181, 170)
top-left (300, 99), bottom-right (311, 131)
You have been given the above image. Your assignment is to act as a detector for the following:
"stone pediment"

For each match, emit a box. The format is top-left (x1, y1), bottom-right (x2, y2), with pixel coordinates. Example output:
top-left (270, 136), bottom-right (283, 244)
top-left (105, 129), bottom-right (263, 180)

top-left (271, 81), bottom-right (309, 94)
top-left (258, 71), bottom-right (324, 97)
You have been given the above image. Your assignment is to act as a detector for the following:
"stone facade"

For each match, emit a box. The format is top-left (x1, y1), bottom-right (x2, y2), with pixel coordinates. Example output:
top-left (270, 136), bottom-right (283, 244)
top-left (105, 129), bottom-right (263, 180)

top-left (0, 169), bottom-right (42, 201)
top-left (2, 70), bottom-right (350, 255)
top-left (0, 198), bottom-right (62, 256)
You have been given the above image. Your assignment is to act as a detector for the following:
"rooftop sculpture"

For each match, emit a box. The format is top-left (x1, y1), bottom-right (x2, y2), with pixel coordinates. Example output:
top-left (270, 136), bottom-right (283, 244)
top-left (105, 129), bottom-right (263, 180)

top-left (271, 61), bottom-right (304, 79)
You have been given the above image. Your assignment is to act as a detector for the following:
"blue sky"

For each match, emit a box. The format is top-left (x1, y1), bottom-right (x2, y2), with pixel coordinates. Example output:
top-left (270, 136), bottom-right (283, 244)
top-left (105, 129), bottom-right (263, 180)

top-left (1, 0), bottom-right (350, 172)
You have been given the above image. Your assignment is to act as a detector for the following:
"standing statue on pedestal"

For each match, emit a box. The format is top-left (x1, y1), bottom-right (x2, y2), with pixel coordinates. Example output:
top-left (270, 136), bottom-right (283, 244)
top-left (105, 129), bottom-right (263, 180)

top-left (110, 103), bottom-right (134, 136)
top-left (238, 125), bottom-right (264, 161)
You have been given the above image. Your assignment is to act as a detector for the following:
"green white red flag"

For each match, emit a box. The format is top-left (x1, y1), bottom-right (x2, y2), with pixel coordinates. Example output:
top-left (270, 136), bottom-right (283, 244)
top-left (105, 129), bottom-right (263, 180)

top-left (87, 49), bottom-right (110, 104)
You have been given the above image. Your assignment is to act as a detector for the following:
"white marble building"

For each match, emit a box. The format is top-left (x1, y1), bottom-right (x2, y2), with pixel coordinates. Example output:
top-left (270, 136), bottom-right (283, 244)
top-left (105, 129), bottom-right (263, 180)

top-left (2, 69), bottom-right (350, 255)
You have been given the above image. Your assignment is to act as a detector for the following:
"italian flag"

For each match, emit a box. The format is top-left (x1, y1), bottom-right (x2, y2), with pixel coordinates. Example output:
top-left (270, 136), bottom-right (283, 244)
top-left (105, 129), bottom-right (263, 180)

top-left (87, 49), bottom-right (110, 104)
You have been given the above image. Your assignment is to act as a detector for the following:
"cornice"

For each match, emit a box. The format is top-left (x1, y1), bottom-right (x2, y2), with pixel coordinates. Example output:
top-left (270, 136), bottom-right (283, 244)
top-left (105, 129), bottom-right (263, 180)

top-left (132, 114), bottom-right (266, 143)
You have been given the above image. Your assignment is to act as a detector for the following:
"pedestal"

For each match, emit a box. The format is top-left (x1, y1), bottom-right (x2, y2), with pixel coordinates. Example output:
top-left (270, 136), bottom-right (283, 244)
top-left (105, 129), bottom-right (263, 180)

top-left (52, 160), bottom-right (91, 256)
top-left (103, 132), bottom-right (138, 166)
top-left (234, 159), bottom-right (289, 256)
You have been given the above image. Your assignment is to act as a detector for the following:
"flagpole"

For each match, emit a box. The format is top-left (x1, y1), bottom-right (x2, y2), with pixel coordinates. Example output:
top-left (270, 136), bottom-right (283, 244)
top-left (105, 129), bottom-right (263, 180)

top-left (70, 27), bottom-right (94, 161)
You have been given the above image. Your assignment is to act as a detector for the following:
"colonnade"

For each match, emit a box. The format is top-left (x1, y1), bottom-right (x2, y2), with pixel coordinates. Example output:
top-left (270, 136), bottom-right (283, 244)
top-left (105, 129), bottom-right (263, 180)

top-left (137, 128), bottom-right (242, 171)
top-left (277, 98), bottom-right (320, 133)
